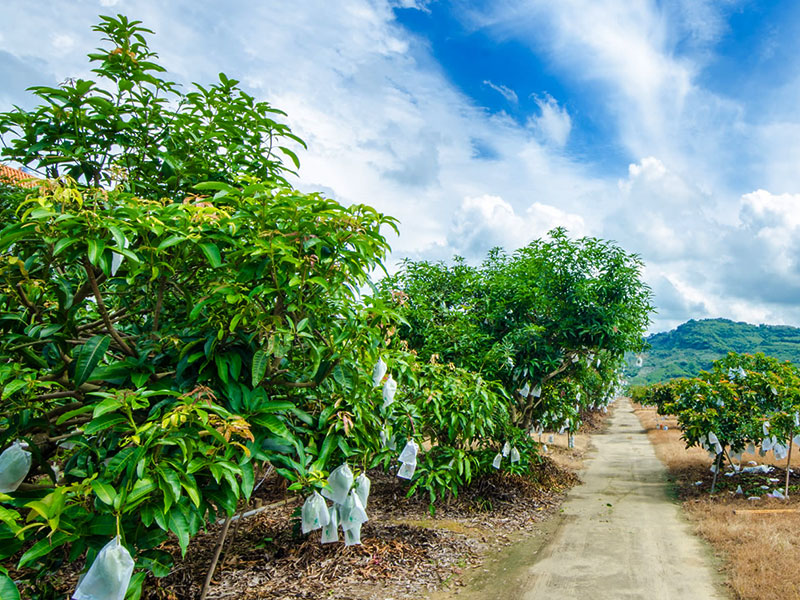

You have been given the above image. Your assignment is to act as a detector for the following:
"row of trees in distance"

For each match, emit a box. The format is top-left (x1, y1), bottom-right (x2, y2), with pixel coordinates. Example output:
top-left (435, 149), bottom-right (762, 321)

top-left (0, 15), bottom-right (653, 599)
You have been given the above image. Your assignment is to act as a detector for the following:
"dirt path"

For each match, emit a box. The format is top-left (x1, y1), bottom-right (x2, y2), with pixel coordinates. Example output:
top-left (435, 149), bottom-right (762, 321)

top-left (435, 397), bottom-right (726, 599)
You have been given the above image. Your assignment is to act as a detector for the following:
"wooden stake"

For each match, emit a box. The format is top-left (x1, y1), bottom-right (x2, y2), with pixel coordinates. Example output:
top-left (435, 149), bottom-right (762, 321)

top-left (710, 452), bottom-right (722, 494)
top-left (785, 437), bottom-right (794, 498)
top-left (199, 515), bottom-right (232, 600)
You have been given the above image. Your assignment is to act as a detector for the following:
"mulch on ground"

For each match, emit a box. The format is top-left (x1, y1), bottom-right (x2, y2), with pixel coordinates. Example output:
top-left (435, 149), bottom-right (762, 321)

top-left (11, 410), bottom-right (603, 600)
top-left (144, 460), bottom-right (578, 600)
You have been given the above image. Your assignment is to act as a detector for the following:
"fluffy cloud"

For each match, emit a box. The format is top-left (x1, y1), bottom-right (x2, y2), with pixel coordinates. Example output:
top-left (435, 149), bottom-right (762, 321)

top-left (447, 194), bottom-right (586, 258)
top-left (528, 94), bottom-right (571, 148)
top-left (3, 1), bottom-right (800, 334)
top-left (721, 190), bottom-right (800, 306)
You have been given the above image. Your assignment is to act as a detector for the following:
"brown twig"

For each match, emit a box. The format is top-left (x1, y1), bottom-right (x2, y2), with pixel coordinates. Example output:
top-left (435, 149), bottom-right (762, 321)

top-left (14, 282), bottom-right (40, 317)
top-left (76, 308), bottom-right (128, 333)
top-left (152, 275), bottom-right (166, 332)
top-left (72, 274), bottom-right (107, 307)
top-left (45, 401), bottom-right (85, 420)
top-left (36, 390), bottom-right (82, 402)
top-left (83, 258), bottom-right (136, 357)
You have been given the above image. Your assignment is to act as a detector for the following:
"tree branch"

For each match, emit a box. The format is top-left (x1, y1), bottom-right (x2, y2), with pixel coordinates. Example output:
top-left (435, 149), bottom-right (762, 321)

top-left (76, 307), bottom-right (128, 333)
top-left (152, 275), bottom-right (166, 333)
top-left (84, 258), bottom-right (137, 357)
top-left (45, 401), bottom-right (85, 420)
top-left (36, 390), bottom-right (83, 402)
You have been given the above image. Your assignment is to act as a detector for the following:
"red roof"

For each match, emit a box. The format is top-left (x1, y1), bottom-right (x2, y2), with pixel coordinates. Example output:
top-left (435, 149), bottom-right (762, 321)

top-left (0, 164), bottom-right (38, 188)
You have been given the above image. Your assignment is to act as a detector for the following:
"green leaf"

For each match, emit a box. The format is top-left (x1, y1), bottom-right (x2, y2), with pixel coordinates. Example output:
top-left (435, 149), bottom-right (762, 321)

top-left (83, 413), bottom-right (128, 434)
top-left (131, 372), bottom-right (150, 387)
top-left (0, 572), bottom-right (20, 600)
top-left (0, 506), bottom-right (21, 535)
top-left (251, 349), bottom-right (268, 386)
top-left (18, 530), bottom-right (76, 568)
top-left (167, 509), bottom-right (191, 556)
top-left (73, 335), bottom-right (111, 386)
top-left (194, 181), bottom-right (239, 193)
top-left (124, 572), bottom-right (147, 600)
top-left (90, 480), bottom-right (117, 506)
top-left (156, 234), bottom-right (185, 250)
top-left (1, 380), bottom-right (26, 400)
top-left (108, 225), bottom-right (126, 248)
top-left (239, 460), bottom-right (254, 500)
top-left (158, 468), bottom-right (182, 503)
top-left (93, 396), bottom-right (123, 418)
top-left (181, 480), bottom-right (201, 508)
top-left (311, 434), bottom-right (338, 472)
top-left (278, 146), bottom-right (300, 169)
top-left (198, 242), bottom-right (222, 268)
top-left (53, 237), bottom-right (77, 256)
top-left (87, 239), bottom-right (105, 266)
top-left (137, 549), bottom-right (173, 578)
top-left (251, 414), bottom-right (291, 439)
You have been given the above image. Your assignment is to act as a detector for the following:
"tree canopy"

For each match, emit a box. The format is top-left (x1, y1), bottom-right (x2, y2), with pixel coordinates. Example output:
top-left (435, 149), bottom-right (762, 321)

top-left (379, 229), bottom-right (653, 430)
top-left (0, 14), bottom-right (656, 600)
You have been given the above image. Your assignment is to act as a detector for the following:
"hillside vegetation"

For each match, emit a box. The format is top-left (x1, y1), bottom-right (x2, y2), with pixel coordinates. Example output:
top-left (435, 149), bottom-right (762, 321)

top-left (628, 318), bottom-right (800, 385)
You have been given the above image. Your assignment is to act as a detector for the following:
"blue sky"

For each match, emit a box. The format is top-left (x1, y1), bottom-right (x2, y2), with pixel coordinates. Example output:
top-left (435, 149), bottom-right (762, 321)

top-left (3, 0), bottom-right (800, 333)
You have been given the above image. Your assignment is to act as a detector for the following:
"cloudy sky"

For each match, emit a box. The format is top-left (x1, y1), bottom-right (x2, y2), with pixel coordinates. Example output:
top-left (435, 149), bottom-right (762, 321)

top-left (3, 0), bottom-right (800, 333)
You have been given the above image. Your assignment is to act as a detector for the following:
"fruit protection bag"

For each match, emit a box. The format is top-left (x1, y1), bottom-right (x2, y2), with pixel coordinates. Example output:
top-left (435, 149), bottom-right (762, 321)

top-left (73, 537), bottom-right (134, 600)
top-left (0, 442), bottom-right (31, 493)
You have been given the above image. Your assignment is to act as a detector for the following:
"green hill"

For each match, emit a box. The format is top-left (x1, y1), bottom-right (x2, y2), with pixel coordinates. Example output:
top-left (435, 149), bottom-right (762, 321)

top-left (626, 318), bottom-right (800, 386)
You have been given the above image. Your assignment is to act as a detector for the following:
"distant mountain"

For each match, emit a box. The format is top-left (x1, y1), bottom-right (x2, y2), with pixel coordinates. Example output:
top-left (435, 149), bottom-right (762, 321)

top-left (626, 318), bottom-right (800, 386)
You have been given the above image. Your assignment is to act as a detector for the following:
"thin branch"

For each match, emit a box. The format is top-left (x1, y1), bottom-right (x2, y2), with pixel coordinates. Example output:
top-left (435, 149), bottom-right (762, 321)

top-left (152, 275), bottom-right (166, 333)
top-left (72, 274), bottom-right (107, 307)
top-left (14, 282), bottom-right (40, 317)
top-left (45, 401), bottom-right (85, 420)
top-left (36, 390), bottom-right (82, 402)
top-left (83, 258), bottom-right (136, 357)
top-left (46, 430), bottom-right (82, 443)
top-left (271, 379), bottom-right (318, 389)
top-left (76, 308), bottom-right (128, 333)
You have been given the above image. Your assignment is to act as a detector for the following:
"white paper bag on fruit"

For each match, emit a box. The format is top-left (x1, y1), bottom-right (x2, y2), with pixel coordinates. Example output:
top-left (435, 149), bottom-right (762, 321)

top-left (73, 537), bottom-right (134, 600)
top-left (321, 464), bottom-right (354, 505)
top-left (0, 442), bottom-right (31, 493)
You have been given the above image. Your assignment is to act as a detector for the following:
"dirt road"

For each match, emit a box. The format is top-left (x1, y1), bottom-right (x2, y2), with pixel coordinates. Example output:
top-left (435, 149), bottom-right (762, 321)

top-left (437, 397), bottom-right (726, 599)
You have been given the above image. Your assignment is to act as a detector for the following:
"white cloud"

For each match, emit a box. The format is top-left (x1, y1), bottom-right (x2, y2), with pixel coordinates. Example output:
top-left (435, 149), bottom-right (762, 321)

top-left (4, 1), bottom-right (800, 334)
top-left (447, 194), bottom-right (586, 257)
top-left (528, 93), bottom-right (571, 147)
top-left (483, 80), bottom-right (519, 104)
top-left (51, 34), bottom-right (75, 51)
top-left (390, 0), bottom-right (430, 10)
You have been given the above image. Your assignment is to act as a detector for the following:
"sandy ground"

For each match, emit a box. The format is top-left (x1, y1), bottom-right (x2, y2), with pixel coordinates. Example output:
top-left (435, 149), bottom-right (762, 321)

top-left (436, 398), bottom-right (727, 600)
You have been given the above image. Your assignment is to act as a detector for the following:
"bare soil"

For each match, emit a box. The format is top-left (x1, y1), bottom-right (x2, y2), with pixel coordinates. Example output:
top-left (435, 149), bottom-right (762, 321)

top-left (144, 464), bottom-right (578, 600)
top-left (440, 398), bottom-right (726, 600)
top-left (634, 402), bottom-right (800, 600)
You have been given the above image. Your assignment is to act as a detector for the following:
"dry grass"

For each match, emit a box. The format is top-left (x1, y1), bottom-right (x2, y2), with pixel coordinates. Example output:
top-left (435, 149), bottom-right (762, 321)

top-left (633, 402), bottom-right (800, 600)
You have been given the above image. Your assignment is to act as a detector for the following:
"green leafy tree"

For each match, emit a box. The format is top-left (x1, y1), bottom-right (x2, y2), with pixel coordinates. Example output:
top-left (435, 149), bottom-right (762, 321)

top-left (644, 352), bottom-right (800, 494)
top-left (380, 229), bottom-right (652, 431)
top-left (0, 15), bottom-right (303, 198)
top-left (0, 15), bottom-right (398, 599)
